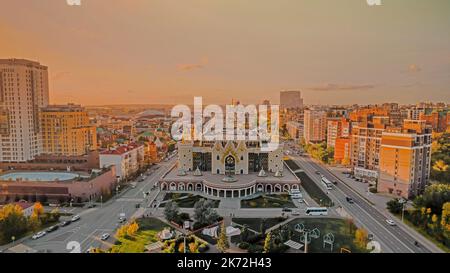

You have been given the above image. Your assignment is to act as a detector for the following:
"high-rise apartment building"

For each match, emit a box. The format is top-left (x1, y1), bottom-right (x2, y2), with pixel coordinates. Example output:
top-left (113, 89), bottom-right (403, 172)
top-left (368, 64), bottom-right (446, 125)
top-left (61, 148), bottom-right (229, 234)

top-left (303, 109), bottom-right (327, 144)
top-left (378, 120), bottom-right (432, 198)
top-left (280, 91), bottom-right (303, 110)
top-left (40, 104), bottom-right (97, 156)
top-left (350, 117), bottom-right (389, 185)
top-left (326, 117), bottom-right (350, 148)
top-left (0, 59), bottom-right (49, 162)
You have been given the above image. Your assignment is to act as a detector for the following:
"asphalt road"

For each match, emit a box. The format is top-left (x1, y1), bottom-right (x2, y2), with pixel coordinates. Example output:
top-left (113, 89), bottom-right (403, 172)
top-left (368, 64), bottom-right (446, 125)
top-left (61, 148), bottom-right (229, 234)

top-left (21, 158), bottom-right (175, 253)
top-left (290, 153), bottom-right (432, 253)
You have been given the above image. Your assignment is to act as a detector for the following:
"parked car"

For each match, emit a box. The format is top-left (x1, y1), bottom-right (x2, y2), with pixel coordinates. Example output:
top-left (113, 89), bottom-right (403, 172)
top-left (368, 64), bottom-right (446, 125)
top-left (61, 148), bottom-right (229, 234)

top-left (368, 234), bottom-right (374, 241)
top-left (59, 221), bottom-right (71, 227)
top-left (32, 231), bottom-right (46, 240)
top-left (315, 171), bottom-right (321, 175)
top-left (86, 204), bottom-right (96, 209)
top-left (46, 225), bottom-right (59, 233)
top-left (100, 233), bottom-right (110, 241)
top-left (71, 215), bottom-right (81, 222)
top-left (386, 219), bottom-right (396, 226)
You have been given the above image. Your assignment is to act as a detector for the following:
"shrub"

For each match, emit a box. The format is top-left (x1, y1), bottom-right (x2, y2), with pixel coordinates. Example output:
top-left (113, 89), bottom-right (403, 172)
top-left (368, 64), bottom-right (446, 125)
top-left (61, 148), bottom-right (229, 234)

top-left (248, 244), bottom-right (263, 253)
top-left (238, 242), bottom-right (250, 250)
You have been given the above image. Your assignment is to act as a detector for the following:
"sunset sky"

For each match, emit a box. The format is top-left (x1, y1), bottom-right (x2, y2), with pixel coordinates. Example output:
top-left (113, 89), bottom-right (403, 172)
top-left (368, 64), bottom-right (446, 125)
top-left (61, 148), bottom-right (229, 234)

top-left (1, 0), bottom-right (449, 105)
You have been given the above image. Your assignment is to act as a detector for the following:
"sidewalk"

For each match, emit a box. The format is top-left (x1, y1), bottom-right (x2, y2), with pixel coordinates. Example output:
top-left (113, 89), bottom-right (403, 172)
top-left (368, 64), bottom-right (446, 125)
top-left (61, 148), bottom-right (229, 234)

top-left (328, 166), bottom-right (391, 210)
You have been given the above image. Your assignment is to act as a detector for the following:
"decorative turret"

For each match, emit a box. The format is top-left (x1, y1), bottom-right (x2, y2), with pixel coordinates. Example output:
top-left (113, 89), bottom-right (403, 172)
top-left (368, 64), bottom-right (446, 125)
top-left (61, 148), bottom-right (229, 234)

top-left (193, 167), bottom-right (203, 176)
top-left (274, 170), bottom-right (283, 177)
top-left (258, 168), bottom-right (268, 177)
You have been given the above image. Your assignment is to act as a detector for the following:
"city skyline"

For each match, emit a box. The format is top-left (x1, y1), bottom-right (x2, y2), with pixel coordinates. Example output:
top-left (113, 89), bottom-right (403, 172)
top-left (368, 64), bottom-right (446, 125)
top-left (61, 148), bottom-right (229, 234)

top-left (1, 0), bottom-right (449, 106)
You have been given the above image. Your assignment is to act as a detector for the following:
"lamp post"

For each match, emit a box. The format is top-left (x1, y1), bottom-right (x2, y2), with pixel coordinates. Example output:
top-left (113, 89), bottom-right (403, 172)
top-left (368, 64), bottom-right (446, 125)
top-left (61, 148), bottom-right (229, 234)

top-left (399, 198), bottom-right (407, 223)
top-left (100, 195), bottom-right (103, 208)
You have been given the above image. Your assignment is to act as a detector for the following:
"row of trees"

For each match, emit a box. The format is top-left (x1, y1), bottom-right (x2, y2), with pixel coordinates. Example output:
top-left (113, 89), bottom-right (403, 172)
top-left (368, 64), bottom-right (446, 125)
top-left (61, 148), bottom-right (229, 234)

top-left (430, 132), bottom-right (450, 183)
top-left (300, 139), bottom-right (334, 164)
top-left (0, 202), bottom-right (60, 244)
top-left (387, 184), bottom-right (450, 249)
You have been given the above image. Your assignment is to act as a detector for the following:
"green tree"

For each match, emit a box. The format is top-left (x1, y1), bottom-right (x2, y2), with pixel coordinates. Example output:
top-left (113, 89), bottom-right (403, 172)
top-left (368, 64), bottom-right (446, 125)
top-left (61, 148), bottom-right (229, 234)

top-left (217, 222), bottom-right (229, 253)
top-left (164, 201), bottom-right (180, 222)
top-left (414, 184), bottom-right (450, 213)
top-left (193, 199), bottom-right (219, 226)
top-left (386, 198), bottom-right (403, 214)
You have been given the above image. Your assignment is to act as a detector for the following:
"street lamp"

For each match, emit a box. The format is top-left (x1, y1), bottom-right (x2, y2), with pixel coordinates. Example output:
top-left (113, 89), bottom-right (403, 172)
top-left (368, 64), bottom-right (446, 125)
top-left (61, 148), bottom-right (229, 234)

top-left (399, 198), bottom-right (407, 223)
top-left (100, 195), bottom-right (103, 208)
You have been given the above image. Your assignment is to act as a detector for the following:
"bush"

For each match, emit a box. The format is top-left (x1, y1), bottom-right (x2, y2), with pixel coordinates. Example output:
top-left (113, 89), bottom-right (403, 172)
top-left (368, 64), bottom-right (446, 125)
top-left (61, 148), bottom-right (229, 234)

top-left (179, 213), bottom-right (191, 221)
top-left (247, 244), bottom-right (263, 253)
top-left (238, 242), bottom-right (250, 250)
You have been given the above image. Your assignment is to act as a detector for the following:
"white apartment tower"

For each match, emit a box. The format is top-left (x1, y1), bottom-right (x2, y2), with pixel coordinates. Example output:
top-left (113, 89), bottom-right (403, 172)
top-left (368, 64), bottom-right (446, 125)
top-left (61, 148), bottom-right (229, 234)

top-left (0, 59), bottom-right (49, 162)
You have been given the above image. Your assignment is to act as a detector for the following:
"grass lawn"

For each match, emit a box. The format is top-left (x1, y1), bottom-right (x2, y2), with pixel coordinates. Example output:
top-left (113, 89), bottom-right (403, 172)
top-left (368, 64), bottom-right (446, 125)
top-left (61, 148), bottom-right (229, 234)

top-left (160, 194), bottom-right (220, 208)
top-left (287, 218), bottom-right (368, 253)
top-left (241, 194), bottom-right (296, 209)
top-left (285, 159), bottom-right (333, 207)
top-left (110, 217), bottom-right (168, 253)
top-left (232, 218), bottom-right (286, 233)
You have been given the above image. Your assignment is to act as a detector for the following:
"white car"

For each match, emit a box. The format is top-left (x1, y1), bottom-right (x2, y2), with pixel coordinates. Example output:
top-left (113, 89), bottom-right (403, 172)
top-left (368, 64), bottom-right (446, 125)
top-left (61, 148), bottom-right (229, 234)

top-left (71, 215), bottom-right (81, 222)
top-left (386, 219), bottom-right (396, 226)
top-left (100, 233), bottom-right (110, 241)
top-left (32, 231), bottom-right (46, 240)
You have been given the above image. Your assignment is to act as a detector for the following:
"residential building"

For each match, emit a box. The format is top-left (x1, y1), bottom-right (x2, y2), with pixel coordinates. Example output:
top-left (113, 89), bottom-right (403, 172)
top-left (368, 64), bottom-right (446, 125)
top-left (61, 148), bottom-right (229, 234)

top-left (0, 59), bottom-right (49, 162)
top-left (350, 117), bottom-right (389, 184)
top-left (327, 117), bottom-right (350, 148)
top-left (378, 120), bottom-right (432, 198)
top-left (40, 104), bottom-right (97, 156)
top-left (99, 143), bottom-right (145, 180)
top-left (303, 109), bottom-right (327, 144)
top-left (334, 137), bottom-right (351, 164)
top-left (286, 121), bottom-right (304, 141)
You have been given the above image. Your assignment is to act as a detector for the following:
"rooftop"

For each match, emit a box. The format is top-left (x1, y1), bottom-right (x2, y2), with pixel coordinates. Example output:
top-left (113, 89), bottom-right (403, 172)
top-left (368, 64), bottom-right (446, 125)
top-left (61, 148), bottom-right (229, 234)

top-left (161, 164), bottom-right (299, 190)
top-left (100, 143), bottom-right (143, 155)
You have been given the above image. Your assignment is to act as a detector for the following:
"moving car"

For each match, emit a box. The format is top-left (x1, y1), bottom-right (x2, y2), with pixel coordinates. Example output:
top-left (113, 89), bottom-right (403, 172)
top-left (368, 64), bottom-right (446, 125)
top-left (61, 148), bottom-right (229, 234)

top-left (71, 215), bottom-right (81, 222)
top-left (346, 197), bottom-right (355, 204)
top-left (291, 210), bottom-right (301, 216)
top-left (101, 233), bottom-right (110, 241)
top-left (315, 171), bottom-right (321, 175)
top-left (386, 219), bottom-right (396, 226)
top-left (32, 231), bottom-right (46, 240)
top-left (118, 217), bottom-right (127, 223)
top-left (282, 207), bottom-right (293, 213)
